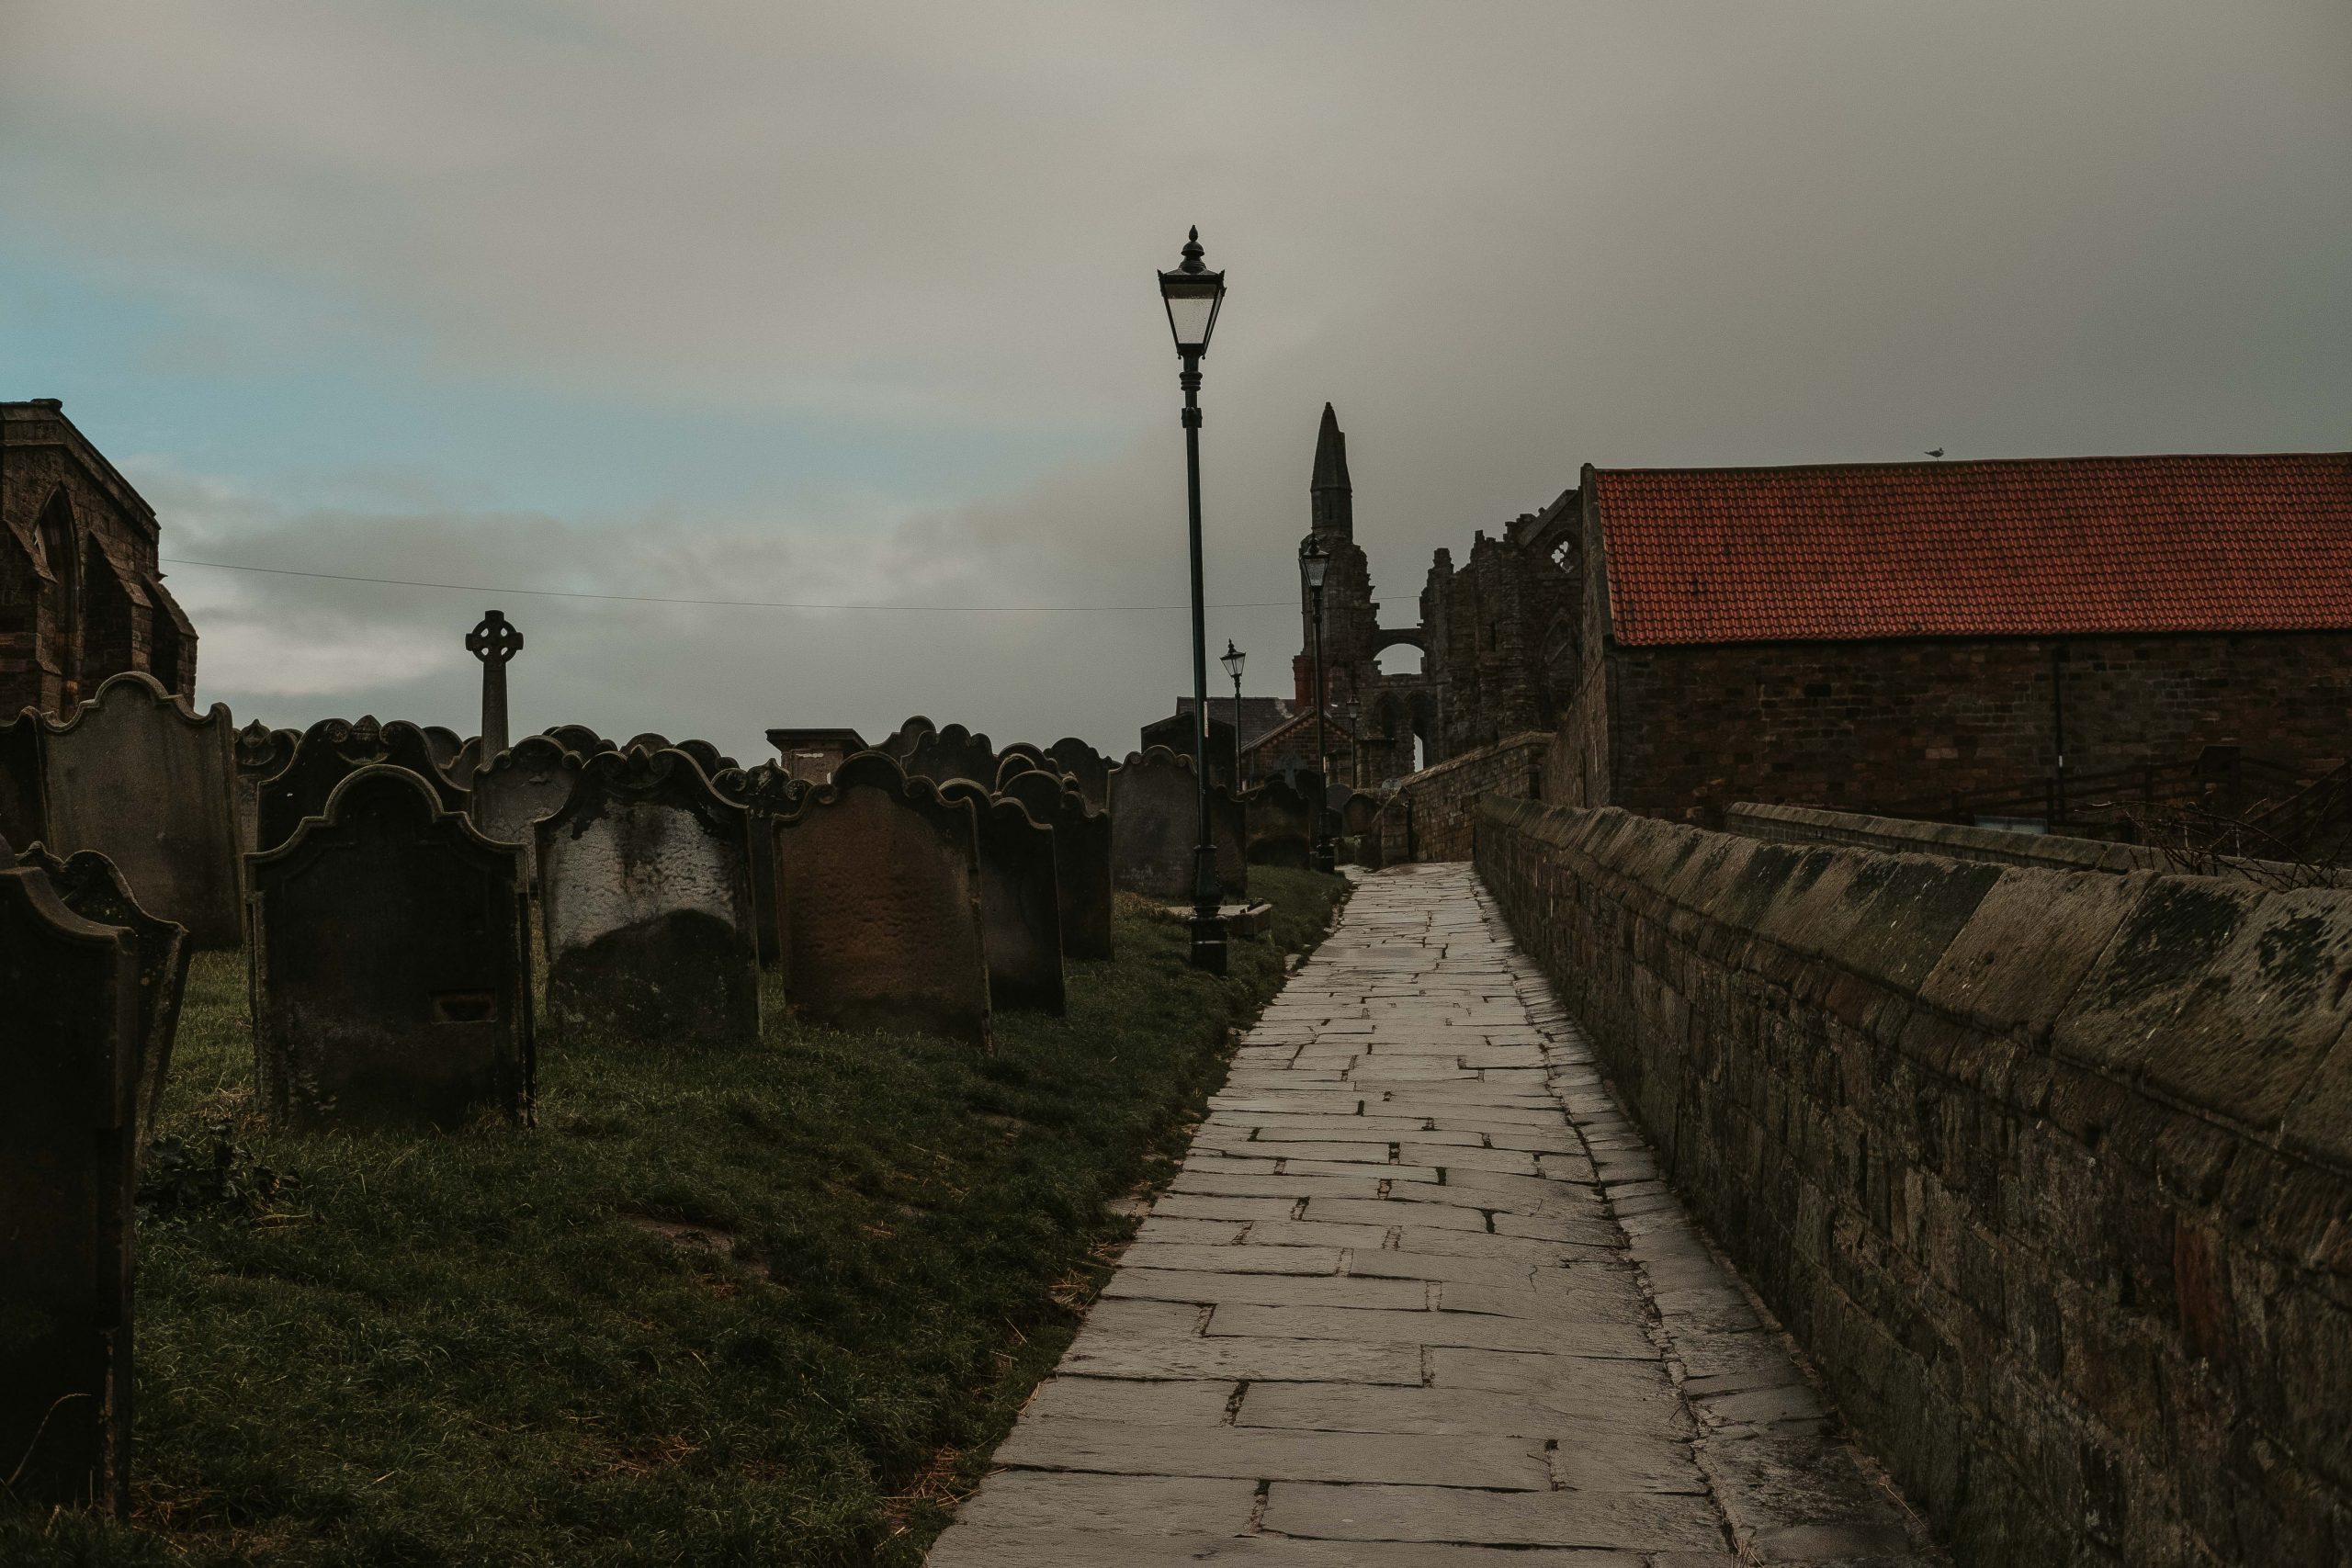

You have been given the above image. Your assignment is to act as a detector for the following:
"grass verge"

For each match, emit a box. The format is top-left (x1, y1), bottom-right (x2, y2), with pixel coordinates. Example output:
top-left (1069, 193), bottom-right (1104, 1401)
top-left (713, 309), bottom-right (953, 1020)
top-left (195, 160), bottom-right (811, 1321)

top-left (3, 865), bottom-right (1350, 1566)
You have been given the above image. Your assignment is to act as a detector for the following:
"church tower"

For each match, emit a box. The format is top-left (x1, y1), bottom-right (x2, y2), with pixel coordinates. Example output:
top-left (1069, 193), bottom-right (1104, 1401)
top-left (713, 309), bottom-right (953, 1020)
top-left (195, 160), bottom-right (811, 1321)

top-left (1295, 403), bottom-right (1378, 715)
top-left (1309, 401), bottom-right (1352, 538)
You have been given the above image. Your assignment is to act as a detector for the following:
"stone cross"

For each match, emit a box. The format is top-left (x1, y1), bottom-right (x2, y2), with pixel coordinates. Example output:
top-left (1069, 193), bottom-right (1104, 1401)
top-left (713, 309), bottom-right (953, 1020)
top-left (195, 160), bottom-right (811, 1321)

top-left (464, 610), bottom-right (524, 764)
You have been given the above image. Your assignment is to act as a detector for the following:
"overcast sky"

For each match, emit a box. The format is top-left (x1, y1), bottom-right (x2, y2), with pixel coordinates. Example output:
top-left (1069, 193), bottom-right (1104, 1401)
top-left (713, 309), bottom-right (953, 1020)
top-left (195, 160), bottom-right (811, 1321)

top-left (5, 1), bottom-right (2348, 761)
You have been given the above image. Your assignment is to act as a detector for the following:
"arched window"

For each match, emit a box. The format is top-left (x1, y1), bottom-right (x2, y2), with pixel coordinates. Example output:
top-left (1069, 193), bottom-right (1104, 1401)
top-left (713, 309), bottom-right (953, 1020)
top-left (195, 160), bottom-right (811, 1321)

top-left (35, 491), bottom-right (78, 694)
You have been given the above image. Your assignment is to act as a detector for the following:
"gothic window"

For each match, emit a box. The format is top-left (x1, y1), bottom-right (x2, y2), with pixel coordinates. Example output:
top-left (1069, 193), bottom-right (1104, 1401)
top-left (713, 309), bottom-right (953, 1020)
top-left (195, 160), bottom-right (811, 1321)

top-left (35, 491), bottom-right (78, 685)
top-left (81, 536), bottom-right (136, 687)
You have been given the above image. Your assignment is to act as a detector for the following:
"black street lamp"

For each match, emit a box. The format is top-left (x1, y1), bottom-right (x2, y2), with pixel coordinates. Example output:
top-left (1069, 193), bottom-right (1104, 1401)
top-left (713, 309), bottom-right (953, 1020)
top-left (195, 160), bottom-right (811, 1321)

top-left (1159, 227), bottom-right (1229, 973)
top-left (1299, 535), bottom-right (1336, 873)
top-left (1221, 639), bottom-right (1248, 789)
top-left (1344, 698), bottom-right (1361, 791)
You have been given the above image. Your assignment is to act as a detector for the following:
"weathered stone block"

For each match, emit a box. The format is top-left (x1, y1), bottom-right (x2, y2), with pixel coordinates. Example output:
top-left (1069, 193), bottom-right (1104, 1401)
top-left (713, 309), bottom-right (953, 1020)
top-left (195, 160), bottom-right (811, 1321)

top-left (537, 748), bottom-right (759, 1050)
top-left (999, 767), bottom-right (1114, 961)
top-left (771, 750), bottom-right (989, 1046)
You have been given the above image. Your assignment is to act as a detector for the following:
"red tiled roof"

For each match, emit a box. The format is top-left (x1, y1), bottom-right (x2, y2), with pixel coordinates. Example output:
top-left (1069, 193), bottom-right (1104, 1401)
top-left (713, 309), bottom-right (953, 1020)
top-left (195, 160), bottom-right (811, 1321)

top-left (1591, 454), bottom-right (2352, 646)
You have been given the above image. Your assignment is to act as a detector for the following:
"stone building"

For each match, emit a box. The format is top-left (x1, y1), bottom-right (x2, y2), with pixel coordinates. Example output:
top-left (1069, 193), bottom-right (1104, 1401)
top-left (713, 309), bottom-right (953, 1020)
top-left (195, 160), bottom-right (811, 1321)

top-left (0, 400), bottom-right (198, 714)
top-left (1546, 453), bottom-right (2352, 826)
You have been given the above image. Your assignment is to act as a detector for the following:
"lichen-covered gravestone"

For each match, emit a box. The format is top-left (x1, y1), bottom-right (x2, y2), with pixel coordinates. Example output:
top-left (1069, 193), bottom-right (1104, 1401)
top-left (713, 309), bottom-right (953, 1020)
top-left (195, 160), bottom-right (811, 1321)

top-left (1109, 746), bottom-right (1248, 903)
top-left (257, 716), bottom-right (468, 852)
top-left (15, 842), bottom-right (188, 1143)
top-left (1000, 766), bottom-right (1114, 961)
top-left (249, 766), bottom-right (534, 1128)
top-left (537, 747), bottom-right (760, 1049)
top-left (0, 864), bottom-right (141, 1517)
top-left (469, 735), bottom-right (582, 897)
top-left (1046, 736), bottom-right (1112, 811)
top-left (36, 670), bottom-right (243, 947)
top-left (771, 750), bottom-right (990, 1046)
top-left (1246, 773), bottom-right (1315, 866)
top-left (938, 779), bottom-right (1066, 1014)
top-left (232, 719), bottom-right (298, 861)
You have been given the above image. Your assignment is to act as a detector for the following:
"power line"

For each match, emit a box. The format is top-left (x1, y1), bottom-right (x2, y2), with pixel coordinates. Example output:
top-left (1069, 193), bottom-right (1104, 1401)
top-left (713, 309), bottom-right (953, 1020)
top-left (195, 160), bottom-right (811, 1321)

top-left (158, 556), bottom-right (1385, 614)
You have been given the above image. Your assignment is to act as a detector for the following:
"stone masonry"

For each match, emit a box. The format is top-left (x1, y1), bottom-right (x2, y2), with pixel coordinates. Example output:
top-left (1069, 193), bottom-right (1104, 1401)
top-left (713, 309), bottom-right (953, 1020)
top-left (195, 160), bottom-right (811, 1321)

top-left (929, 863), bottom-right (1936, 1565)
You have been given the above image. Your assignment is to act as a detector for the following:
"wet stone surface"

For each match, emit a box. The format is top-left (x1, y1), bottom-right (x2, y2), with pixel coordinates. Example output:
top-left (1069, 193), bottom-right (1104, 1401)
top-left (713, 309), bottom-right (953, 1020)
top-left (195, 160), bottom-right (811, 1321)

top-left (928, 863), bottom-right (1943, 1568)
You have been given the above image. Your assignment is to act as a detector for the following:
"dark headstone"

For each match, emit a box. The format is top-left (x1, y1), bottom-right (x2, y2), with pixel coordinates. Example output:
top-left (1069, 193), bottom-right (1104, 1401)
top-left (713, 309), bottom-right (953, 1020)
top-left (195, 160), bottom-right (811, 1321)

top-left (1340, 790), bottom-right (1384, 867)
top-left (232, 719), bottom-right (299, 863)
top-left (1047, 737), bottom-right (1112, 810)
top-left (470, 736), bottom-right (583, 894)
top-left (420, 725), bottom-right (466, 772)
top-left (996, 740), bottom-right (1048, 777)
top-left (993, 752), bottom-right (1049, 793)
top-left (673, 738), bottom-right (739, 777)
top-left (1109, 747), bottom-right (1248, 903)
top-left (257, 716), bottom-right (469, 853)
top-left (623, 731), bottom-right (673, 755)
top-left (771, 751), bottom-right (989, 1046)
top-left (1141, 711), bottom-right (1238, 791)
top-left (711, 761), bottom-right (808, 969)
top-left (0, 865), bottom-right (141, 1516)
top-left (904, 722), bottom-right (998, 787)
top-left (249, 766), bottom-right (533, 1128)
top-left (38, 671), bottom-right (243, 948)
top-left (877, 715), bottom-right (936, 759)
top-left (537, 748), bottom-right (759, 1049)
top-left (938, 780), bottom-right (1066, 1014)
top-left (1001, 768), bottom-right (1114, 961)
top-left (1246, 773), bottom-right (1315, 867)
top-left (542, 724), bottom-right (615, 758)
top-left (14, 843), bottom-right (189, 1143)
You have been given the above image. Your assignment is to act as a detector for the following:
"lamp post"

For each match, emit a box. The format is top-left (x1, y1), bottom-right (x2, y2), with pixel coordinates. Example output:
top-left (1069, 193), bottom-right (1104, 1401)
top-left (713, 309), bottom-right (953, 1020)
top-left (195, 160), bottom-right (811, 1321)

top-left (1344, 699), bottom-right (1361, 790)
top-left (1159, 227), bottom-right (1229, 973)
top-left (1221, 639), bottom-right (1248, 789)
top-left (1299, 535), bottom-right (1336, 873)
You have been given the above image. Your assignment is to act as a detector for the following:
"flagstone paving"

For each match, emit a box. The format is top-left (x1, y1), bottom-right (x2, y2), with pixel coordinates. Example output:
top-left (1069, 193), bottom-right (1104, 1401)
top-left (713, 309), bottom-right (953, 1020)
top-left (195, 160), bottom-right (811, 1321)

top-left (928, 863), bottom-right (1939, 1567)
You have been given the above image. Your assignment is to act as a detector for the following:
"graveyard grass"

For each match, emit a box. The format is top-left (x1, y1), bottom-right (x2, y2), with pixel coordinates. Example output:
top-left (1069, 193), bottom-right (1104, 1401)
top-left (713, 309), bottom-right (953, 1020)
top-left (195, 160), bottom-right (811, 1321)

top-left (5, 867), bottom-right (1350, 1567)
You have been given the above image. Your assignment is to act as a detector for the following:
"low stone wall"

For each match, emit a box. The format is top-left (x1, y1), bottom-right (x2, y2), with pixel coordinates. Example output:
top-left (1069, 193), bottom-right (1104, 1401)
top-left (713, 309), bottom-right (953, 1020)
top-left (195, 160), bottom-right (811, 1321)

top-left (1729, 800), bottom-right (2350, 886)
top-left (1372, 731), bottom-right (1548, 863)
top-left (1475, 795), bottom-right (2352, 1567)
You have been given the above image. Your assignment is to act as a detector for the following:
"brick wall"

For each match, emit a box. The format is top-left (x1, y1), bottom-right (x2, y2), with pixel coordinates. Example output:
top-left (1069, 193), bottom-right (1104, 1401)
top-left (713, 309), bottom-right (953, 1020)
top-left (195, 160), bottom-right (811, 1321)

top-left (1371, 731), bottom-right (1548, 863)
top-left (1564, 633), bottom-right (2352, 829)
top-left (1476, 796), bottom-right (2352, 1566)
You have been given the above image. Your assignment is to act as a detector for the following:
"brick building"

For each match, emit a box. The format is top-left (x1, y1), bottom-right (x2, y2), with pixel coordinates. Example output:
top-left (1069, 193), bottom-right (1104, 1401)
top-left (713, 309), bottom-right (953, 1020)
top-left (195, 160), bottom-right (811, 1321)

top-left (1547, 453), bottom-right (2352, 826)
top-left (0, 399), bottom-right (198, 714)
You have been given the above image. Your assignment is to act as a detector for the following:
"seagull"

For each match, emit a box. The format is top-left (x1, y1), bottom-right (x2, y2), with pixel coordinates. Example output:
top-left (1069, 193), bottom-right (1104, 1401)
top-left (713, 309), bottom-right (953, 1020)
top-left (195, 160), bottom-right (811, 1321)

top-left (1926, 447), bottom-right (1945, 458)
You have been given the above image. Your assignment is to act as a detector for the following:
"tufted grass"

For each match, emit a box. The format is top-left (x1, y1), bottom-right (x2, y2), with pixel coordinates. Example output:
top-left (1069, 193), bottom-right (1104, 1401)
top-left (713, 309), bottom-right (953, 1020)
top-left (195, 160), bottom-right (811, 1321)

top-left (2, 866), bottom-right (1350, 1566)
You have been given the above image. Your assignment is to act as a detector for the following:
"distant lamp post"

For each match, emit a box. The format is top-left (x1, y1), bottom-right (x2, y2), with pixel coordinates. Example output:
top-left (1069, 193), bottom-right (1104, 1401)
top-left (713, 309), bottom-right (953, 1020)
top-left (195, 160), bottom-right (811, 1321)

top-left (1221, 639), bottom-right (1248, 788)
top-left (1299, 535), bottom-right (1336, 873)
top-left (1344, 699), bottom-right (1362, 790)
top-left (1159, 226), bottom-right (1230, 972)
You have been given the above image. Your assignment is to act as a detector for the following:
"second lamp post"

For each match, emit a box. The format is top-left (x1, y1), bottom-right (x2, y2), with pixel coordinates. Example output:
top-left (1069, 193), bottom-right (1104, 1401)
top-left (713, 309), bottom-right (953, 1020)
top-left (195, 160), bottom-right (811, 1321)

top-left (1299, 535), bottom-right (1337, 873)
top-left (1221, 639), bottom-right (1248, 789)
top-left (1159, 228), bottom-right (1229, 972)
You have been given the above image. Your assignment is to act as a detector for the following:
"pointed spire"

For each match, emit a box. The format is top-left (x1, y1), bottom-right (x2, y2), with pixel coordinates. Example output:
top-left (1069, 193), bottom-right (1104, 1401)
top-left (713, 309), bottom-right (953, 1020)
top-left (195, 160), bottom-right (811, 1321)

top-left (1309, 402), bottom-right (1352, 537)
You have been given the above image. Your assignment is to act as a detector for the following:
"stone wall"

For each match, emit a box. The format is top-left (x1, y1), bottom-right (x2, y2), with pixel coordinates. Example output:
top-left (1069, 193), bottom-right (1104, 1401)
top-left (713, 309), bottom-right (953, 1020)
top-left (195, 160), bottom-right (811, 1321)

top-left (1474, 795), bottom-right (2352, 1567)
top-left (1371, 731), bottom-right (1548, 863)
top-left (1558, 632), bottom-right (2352, 828)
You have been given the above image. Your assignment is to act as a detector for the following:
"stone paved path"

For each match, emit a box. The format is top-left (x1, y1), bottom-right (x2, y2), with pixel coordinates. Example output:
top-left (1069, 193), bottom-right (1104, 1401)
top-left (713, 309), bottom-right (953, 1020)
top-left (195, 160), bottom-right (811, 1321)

top-left (929, 863), bottom-right (1938, 1567)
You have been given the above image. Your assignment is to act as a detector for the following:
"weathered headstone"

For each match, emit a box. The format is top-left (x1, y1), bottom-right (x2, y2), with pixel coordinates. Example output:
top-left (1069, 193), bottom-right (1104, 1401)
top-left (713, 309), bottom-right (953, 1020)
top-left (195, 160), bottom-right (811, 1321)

top-left (469, 735), bottom-right (582, 896)
top-left (904, 722), bottom-right (998, 788)
top-left (256, 716), bottom-right (468, 852)
top-left (674, 738), bottom-right (738, 778)
top-left (1000, 767), bottom-right (1114, 961)
top-left (995, 740), bottom-right (1049, 778)
top-left (0, 864), bottom-right (141, 1517)
top-left (937, 780), bottom-right (1066, 1014)
top-left (1141, 711), bottom-right (1238, 791)
top-left (993, 752), bottom-right (1047, 793)
top-left (421, 725), bottom-right (466, 773)
top-left (877, 715), bottom-right (936, 759)
top-left (770, 750), bottom-right (989, 1046)
top-left (15, 843), bottom-right (188, 1142)
top-left (543, 724), bottom-right (615, 758)
top-left (712, 761), bottom-right (807, 969)
top-left (0, 705), bottom-right (45, 848)
top-left (232, 720), bottom-right (298, 861)
top-left (37, 671), bottom-right (243, 948)
top-left (622, 731), bottom-right (673, 755)
top-left (1109, 747), bottom-right (1247, 903)
top-left (249, 766), bottom-right (533, 1128)
top-left (1340, 789), bottom-right (1384, 867)
top-left (537, 747), bottom-right (760, 1049)
top-left (1046, 737), bottom-right (1112, 810)
top-left (447, 735), bottom-right (483, 784)
top-left (1246, 773), bottom-right (1315, 866)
